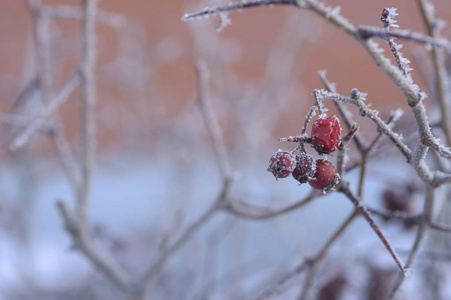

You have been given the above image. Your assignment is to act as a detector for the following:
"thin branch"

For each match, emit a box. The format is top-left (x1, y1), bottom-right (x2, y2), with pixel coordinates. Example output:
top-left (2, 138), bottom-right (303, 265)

top-left (432, 171), bottom-right (451, 187)
top-left (137, 61), bottom-right (235, 299)
top-left (56, 200), bottom-right (128, 290)
top-left (25, 0), bottom-right (83, 198)
top-left (298, 209), bottom-right (358, 300)
top-left (39, 5), bottom-right (125, 28)
top-left (367, 108), bottom-right (404, 152)
top-left (338, 183), bottom-right (406, 273)
top-left (389, 185), bottom-right (434, 298)
top-left (195, 61), bottom-right (233, 179)
top-left (423, 136), bottom-right (451, 161)
top-left (357, 26), bottom-right (451, 53)
top-left (380, 8), bottom-right (409, 77)
top-left (337, 122), bottom-right (359, 178)
top-left (417, 0), bottom-right (451, 147)
top-left (316, 89), bottom-right (413, 160)
top-left (79, 0), bottom-right (98, 219)
top-left (136, 181), bottom-right (231, 299)
top-left (50, 128), bottom-right (83, 197)
top-left (224, 189), bottom-right (320, 220)
top-left (256, 261), bottom-right (310, 300)
top-left (430, 222), bottom-right (451, 234)
top-left (0, 113), bottom-right (52, 132)
top-left (368, 207), bottom-right (421, 223)
top-left (318, 70), bottom-right (366, 151)
top-left (181, 0), bottom-right (298, 21)
top-left (9, 70), bottom-right (82, 151)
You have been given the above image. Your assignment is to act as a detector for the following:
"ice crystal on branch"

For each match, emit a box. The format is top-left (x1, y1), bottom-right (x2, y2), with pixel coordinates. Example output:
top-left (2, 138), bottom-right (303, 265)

top-left (381, 7), bottom-right (399, 30)
top-left (181, 0), bottom-right (298, 23)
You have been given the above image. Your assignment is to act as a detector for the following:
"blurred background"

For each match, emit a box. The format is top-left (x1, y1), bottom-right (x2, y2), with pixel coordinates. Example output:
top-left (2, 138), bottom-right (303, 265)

top-left (1, 0), bottom-right (451, 299)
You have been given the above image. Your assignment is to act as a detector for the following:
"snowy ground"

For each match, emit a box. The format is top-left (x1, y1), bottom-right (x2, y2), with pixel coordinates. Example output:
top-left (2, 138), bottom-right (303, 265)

top-left (0, 153), bottom-right (449, 299)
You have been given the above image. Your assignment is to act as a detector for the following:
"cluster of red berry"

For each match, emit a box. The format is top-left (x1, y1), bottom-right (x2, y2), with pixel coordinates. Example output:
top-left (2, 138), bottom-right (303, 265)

top-left (267, 115), bottom-right (341, 193)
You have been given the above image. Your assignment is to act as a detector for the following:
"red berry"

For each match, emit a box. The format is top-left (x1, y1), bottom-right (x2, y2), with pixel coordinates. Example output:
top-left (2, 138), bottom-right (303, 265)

top-left (292, 153), bottom-right (314, 184)
top-left (311, 116), bottom-right (341, 154)
top-left (267, 151), bottom-right (296, 180)
top-left (308, 159), bottom-right (339, 192)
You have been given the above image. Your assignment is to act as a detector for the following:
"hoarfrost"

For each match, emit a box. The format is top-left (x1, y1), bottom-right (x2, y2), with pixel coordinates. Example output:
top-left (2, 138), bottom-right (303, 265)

top-left (216, 12), bottom-right (231, 32)
top-left (404, 268), bottom-right (412, 277)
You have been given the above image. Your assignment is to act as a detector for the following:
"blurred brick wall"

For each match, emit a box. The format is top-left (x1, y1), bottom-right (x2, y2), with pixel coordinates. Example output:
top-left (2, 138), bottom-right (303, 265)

top-left (1, 0), bottom-right (450, 157)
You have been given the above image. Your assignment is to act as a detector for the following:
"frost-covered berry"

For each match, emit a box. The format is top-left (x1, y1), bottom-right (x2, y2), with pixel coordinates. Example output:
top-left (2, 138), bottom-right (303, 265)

top-left (311, 116), bottom-right (341, 155)
top-left (267, 151), bottom-right (296, 180)
top-left (292, 153), bottom-right (314, 184)
top-left (308, 159), bottom-right (340, 192)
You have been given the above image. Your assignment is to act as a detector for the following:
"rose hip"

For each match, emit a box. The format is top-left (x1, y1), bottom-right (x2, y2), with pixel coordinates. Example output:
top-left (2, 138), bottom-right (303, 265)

top-left (308, 159), bottom-right (340, 192)
top-left (267, 151), bottom-right (296, 180)
top-left (292, 152), bottom-right (314, 184)
top-left (311, 116), bottom-right (341, 155)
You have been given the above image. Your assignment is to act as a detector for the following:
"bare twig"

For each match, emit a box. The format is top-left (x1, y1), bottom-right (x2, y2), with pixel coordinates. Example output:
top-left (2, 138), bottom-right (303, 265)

top-left (136, 61), bottom-right (235, 299)
top-left (9, 70), bottom-right (82, 151)
top-left (136, 181), bottom-right (231, 299)
top-left (318, 70), bottom-right (366, 151)
top-left (39, 4), bottom-right (125, 28)
top-left (196, 61), bottom-right (233, 179)
top-left (357, 26), bottom-right (451, 52)
top-left (389, 185), bottom-right (434, 298)
top-left (380, 8), bottom-right (409, 77)
top-left (79, 0), bottom-right (98, 219)
top-left (299, 209), bottom-right (358, 300)
top-left (316, 89), bottom-right (413, 160)
top-left (256, 261), bottom-right (310, 300)
top-left (25, 0), bottom-right (83, 198)
top-left (338, 183), bottom-right (405, 273)
top-left (430, 222), bottom-right (451, 234)
top-left (181, 0), bottom-right (298, 21)
top-left (337, 122), bottom-right (359, 178)
top-left (225, 189), bottom-right (320, 219)
top-left (56, 200), bottom-right (128, 290)
top-left (417, 0), bottom-right (451, 147)
top-left (368, 207), bottom-right (421, 223)
top-left (0, 113), bottom-right (52, 132)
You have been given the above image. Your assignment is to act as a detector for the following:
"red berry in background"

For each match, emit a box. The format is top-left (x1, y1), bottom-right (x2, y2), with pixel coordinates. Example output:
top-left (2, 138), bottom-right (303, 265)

top-left (267, 151), bottom-right (296, 180)
top-left (311, 116), bottom-right (341, 155)
top-left (318, 272), bottom-right (348, 300)
top-left (292, 153), bottom-right (314, 184)
top-left (308, 159), bottom-right (340, 192)
top-left (381, 183), bottom-right (415, 229)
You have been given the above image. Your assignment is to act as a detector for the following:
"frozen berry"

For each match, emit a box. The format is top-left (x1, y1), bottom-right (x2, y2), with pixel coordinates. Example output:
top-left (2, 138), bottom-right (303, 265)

top-left (267, 151), bottom-right (296, 180)
top-left (292, 153), bottom-right (314, 184)
top-left (311, 116), bottom-right (341, 154)
top-left (308, 159), bottom-right (340, 192)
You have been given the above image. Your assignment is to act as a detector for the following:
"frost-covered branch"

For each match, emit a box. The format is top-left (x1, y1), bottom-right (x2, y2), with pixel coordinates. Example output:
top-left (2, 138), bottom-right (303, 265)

top-left (181, 0), bottom-right (298, 22)
top-left (39, 4), bottom-right (125, 28)
top-left (56, 200), bottom-right (128, 290)
top-left (338, 184), bottom-right (406, 273)
top-left (417, 0), bottom-right (451, 146)
top-left (380, 8), bottom-right (411, 77)
top-left (136, 61), bottom-right (234, 299)
top-left (315, 89), bottom-right (412, 160)
top-left (79, 0), bottom-right (98, 219)
top-left (357, 26), bottom-right (451, 52)
top-left (318, 70), bottom-right (367, 151)
top-left (389, 185), bottom-right (435, 298)
top-left (224, 190), bottom-right (320, 219)
top-left (196, 60), bottom-right (233, 179)
top-left (9, 70), bottom-right (82, 151)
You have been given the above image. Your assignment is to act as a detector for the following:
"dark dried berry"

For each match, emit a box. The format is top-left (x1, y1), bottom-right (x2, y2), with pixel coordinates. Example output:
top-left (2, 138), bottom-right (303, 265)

top-left (292, 152), bottom-right (314, 184)
top-left (308, 159), bottom-right (340, 192)
top-left (311, 116), bottom-right (341, 155)
top-left (267, 151), bottom-right (296, 180)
